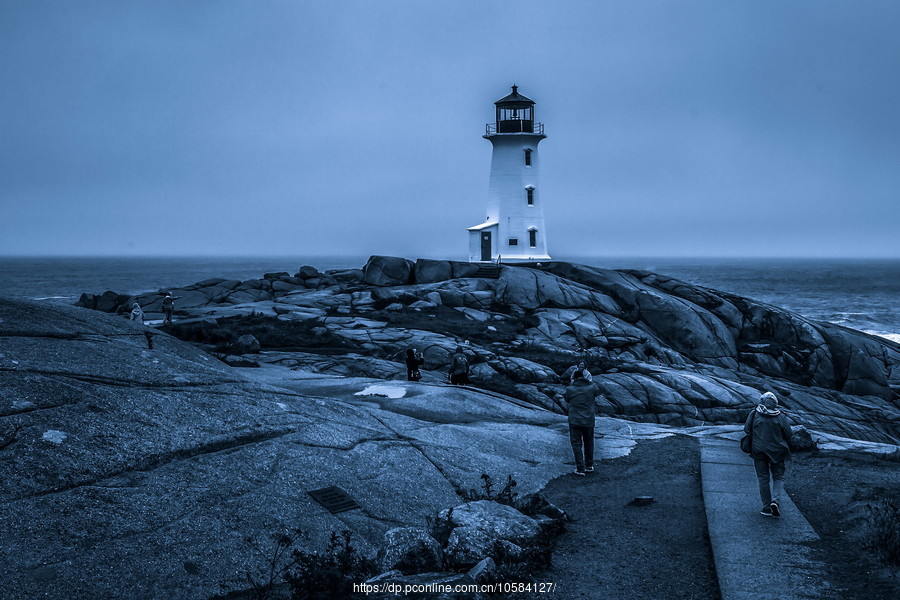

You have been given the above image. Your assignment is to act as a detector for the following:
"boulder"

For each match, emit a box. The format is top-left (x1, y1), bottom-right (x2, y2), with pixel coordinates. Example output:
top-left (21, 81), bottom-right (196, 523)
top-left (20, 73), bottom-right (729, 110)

top-left (295, 265), bottom-right (320, 279)
top-left (328, 268), bottom-right (365, 283)
top-left (271, 280), bottom-right (302, 293)
top-left (263, 272), bottom-right (290, 280)
top-left (444, 526), bottom-right (497, 567)
top-left (95, 290), bottom-right (121, 313)
top-left (414, 259), bottom-right (453, 284)
top-left (364, 256), bottom-right (414, 286)
top-left (233, 334), bottom-right (260, 355)
top-left (439, 500), bottom-right (540, 546)
top-left (76, 293), bottom-right (97, 310)
top-left (789, 425), bottom-right (815, 451)
top-left (376, 527), bottom-right (443, 573)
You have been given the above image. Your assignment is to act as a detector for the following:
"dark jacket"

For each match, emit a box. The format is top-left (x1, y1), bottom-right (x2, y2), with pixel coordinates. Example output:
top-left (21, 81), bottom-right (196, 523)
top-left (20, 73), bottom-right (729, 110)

top-left (564, 380), bottom-right (601, 427)
top-left (448, 352), bottom-right (469, 376)
top-left (744, 408), bottom-right (793, 463)
top-left (405, 353), bottom-right (424, 370)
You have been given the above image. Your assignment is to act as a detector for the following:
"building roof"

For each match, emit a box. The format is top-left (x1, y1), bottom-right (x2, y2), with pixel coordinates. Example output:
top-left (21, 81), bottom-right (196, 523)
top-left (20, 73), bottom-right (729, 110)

top-left (494, 85), bottom-right (535, 106)
top-left (467, 220), bottom-right (498, 231)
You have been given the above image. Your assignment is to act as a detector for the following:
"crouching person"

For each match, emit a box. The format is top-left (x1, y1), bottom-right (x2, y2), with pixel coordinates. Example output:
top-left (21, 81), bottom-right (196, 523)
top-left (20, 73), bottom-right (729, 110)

top-left (564, 369), bottom-right (602, 476)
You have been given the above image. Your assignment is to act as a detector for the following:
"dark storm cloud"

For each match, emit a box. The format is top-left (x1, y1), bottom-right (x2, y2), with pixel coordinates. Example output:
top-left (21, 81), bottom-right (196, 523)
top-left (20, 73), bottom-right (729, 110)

top-left (1, 1), bottom-right (898, 257)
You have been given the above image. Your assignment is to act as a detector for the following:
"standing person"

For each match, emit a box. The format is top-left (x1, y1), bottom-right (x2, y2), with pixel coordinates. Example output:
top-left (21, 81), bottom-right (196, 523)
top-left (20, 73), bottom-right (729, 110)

top-left (406, 348), bottom-right (424, 381)
top-left (745, 391), bottom-right (793, 517)
top-left (563, 360), bottom-right (593, 385)
top-left (564, 370), bottom-right (602, 476)
top-left (161, 292), bottom-right (179, 325)
top-left (448, 347), bottom-right (470, 385)
top-left (128, 302), bottom-right (144, 325)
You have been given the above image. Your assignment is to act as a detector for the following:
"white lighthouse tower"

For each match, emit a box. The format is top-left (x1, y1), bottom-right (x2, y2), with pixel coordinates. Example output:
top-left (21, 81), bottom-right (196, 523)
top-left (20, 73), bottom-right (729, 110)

top-left (468, 85), bottom-right (551, 263)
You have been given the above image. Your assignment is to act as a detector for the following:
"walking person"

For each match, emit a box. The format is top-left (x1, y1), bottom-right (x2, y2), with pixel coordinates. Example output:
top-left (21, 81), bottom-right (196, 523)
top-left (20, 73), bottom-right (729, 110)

top-left (745, 391), bottom-right (793, 517)
top-left (161, 292), bottom-right (180, 325)
top-left (406, 348), bottom-right (424, 381)
top-left (448, 346), bottom-right (470, 385)
top-left (564, 370), bottom-right (602, 476)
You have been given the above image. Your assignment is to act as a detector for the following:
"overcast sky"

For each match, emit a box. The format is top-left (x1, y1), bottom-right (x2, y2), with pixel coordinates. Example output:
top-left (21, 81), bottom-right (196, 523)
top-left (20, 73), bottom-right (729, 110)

top-left (1, 1), bottom-right (898, 258)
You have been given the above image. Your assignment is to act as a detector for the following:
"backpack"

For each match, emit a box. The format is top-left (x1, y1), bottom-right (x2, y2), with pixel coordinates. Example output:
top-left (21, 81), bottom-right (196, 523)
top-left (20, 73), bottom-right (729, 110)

top-left (740, 413), bottom-right (755, 454)
top-left (451, 354), bottom-right (469, 375)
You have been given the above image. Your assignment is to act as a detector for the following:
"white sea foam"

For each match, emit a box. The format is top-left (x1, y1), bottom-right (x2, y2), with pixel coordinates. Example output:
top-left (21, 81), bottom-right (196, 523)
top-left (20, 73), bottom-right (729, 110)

top-left (865, 330), bottom-right (900, 344)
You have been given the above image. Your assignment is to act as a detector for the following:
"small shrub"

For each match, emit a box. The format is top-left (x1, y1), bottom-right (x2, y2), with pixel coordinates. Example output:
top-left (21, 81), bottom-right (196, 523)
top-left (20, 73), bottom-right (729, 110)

top-left (242, 529), bottom-right (304, 600)
top-left (464, 474), bottom-right (519, 506)
top-left (285, 530), bottom-right (377, 600)
top-left (425, 506), bottom-right (455, 547)
top-left (862, 499), bottom-right (900, 568)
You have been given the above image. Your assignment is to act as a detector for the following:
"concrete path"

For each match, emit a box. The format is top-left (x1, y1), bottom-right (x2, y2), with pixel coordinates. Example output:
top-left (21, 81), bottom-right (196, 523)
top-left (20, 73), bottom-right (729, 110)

top-left (699, 437), bottom-right (831, 600)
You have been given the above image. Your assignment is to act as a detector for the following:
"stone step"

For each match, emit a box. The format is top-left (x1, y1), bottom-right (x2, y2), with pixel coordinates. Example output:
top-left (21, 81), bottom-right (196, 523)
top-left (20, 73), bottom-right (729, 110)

top-left (699, 437), bottom-right (831, 600)
top-left (473, 264), bottom-right (502, 279)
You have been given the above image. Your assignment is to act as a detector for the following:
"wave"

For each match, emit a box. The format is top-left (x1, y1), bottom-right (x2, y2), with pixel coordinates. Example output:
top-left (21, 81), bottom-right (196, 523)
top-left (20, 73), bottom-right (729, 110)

top-left (864, 330), bottom-right (900, 345)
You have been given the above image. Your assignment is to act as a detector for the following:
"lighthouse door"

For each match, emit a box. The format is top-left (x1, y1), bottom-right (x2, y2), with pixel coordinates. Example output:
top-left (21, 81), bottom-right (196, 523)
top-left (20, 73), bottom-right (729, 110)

top-left (480, 232), bottom-right (492, 261)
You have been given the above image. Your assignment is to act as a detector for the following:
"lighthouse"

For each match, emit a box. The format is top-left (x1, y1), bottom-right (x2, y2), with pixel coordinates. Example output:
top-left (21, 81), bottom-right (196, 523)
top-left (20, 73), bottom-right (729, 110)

top-left (468, 85), bottom-right (551, 263)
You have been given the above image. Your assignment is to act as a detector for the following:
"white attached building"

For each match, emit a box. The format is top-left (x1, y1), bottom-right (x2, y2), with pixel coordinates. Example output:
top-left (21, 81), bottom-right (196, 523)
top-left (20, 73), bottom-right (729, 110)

top-left (468, 85), bottom-right (551, 263)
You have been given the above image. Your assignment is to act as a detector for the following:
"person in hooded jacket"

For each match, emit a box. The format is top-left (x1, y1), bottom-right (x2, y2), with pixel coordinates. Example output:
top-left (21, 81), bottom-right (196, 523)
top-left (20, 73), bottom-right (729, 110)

top-left (448, 347), bottom-right (470, 385)
top-left (744, 391), bottom-right (793, 517)
top-left (564, 370), bottom-right (602, 476)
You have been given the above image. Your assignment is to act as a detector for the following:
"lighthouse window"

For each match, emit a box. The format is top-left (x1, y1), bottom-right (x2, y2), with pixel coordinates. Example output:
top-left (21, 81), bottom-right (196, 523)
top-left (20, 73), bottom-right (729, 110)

top-left (524, 149), bottom-right (532, 166)
top-left (508, 238), bottom-right (519, 246)
top-left (529, 229), bottom-right (537, 247)
top-left (526, 188), bottom-right (534, 205)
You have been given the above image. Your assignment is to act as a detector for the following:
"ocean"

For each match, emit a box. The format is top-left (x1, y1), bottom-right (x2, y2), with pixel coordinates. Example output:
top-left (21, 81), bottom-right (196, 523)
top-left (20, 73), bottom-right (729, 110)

top-left (1, 256), bottom-right (898, 343)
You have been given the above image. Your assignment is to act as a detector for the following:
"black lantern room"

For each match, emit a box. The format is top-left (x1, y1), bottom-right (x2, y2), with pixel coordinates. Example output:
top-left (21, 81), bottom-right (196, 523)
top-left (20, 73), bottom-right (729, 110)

top-left (494, 85), bottom-right (537, 133)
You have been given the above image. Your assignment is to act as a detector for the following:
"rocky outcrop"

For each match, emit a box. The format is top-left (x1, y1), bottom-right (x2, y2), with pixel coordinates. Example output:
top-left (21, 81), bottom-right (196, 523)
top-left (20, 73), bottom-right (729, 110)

top-left (0, 297), bottom-right (573, 600)
top-left (74, 256), bottom-right (900, 445)
top-left (439, 500), bottom-right (541, 567)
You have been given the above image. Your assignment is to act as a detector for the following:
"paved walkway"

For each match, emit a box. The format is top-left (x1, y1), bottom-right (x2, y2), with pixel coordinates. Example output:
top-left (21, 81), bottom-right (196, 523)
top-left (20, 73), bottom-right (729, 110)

top-left (699, 437), bottom-right (830, 600)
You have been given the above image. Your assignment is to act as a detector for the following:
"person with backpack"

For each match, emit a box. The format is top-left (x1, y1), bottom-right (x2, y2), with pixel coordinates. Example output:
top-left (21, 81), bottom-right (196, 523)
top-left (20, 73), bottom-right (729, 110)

top-left (564, 370), bottom-right (603, 476)
top-left (744, 391), bottom-right (793, 517)
top-left (448, 347), bottom-right (470, 385)
top-left (406, 348), bottom-right (424, 381)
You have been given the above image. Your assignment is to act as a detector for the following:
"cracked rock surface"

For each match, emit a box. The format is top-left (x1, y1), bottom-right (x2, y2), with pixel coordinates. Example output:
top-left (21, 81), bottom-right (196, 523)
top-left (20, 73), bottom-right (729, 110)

top-left (96, 257), bottom-right (900, 444)
top-left (0, 297), bottom-right (573, 600)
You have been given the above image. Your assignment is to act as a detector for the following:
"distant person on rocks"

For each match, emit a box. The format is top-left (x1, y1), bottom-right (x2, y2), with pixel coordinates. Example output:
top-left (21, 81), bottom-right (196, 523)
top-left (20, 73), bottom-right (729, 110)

top-left (161, 292), bottom-right (180, 325)
top-left (564, 370), bottom-right (602, 476)
top-left (745, 391), bottom-right (793, 518)
top-left (127, 301), bottom-right (154, 349)
top-left (406, 348), bottom-right (424, 382)
top-left (563, 360), bottom-right (593, 385)
top-left (448, 347), bottom-right (470, 385)
top-left (128, 302), bottom-right (144, 325)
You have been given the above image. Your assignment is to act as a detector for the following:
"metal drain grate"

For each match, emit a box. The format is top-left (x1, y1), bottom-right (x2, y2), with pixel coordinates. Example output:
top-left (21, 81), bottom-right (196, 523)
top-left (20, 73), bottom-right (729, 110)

top-left (307, 486), bottom-right (361, 514)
